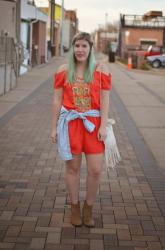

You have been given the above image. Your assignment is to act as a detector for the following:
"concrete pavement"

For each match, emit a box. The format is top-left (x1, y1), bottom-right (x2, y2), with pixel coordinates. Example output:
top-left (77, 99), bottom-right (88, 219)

top-left (0, 55), bottom-right (165, 250)
top-left (0, 56), bottom-right (66, 119)
top-left (109, 61), bottom-right (165, 171)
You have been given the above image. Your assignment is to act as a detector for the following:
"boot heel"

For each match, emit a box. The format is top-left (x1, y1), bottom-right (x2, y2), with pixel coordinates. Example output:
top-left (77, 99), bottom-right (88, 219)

top-left (71, 202), bottom-right (82, 226)
top-left (82, 201), bottom-right (95, 227)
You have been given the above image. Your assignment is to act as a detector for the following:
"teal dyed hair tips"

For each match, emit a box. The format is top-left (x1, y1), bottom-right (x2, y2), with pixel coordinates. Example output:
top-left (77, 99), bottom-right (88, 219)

top-left (68, 32), bottom-right (96, 83)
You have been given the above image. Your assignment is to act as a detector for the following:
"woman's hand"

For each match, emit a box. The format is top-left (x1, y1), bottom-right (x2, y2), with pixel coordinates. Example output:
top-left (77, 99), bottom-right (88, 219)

top-left (97, 126), bottom-right (107, 141)
top-left (51, 129), bottom-right (57, 143)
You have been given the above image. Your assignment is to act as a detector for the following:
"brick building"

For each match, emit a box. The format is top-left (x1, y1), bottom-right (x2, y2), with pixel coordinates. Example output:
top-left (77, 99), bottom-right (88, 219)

top-left (94, 30), bottom-right (118, 54)
top-left (0, 0), bottom-right (20, 95)
top-left (63, 10), bottom-right (78, 50)
top-left (118, 11), bottom-right (165, 57)
top-left (40, 6), bottom-right (78, 56)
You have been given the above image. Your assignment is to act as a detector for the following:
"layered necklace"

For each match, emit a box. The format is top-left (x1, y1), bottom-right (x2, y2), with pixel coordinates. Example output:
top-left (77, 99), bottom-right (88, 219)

top-left (74, 74), bottom-right (85, 84)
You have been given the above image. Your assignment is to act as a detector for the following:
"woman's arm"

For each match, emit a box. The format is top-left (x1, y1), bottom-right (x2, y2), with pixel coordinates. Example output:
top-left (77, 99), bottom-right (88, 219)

top-left (97, 63), bottom-right (110, 141)
top-left (98, 90), bottom-right (110, 141)
top-left (51, 64), bottom-right (67, 142)
top-left (100, 89), bottom-right (110, 128)
top-left (51, 88), bottom-right (63, 143)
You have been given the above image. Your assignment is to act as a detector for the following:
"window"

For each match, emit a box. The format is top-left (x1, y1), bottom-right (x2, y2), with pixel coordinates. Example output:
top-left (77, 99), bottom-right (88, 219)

top-left (140, 39), bottom-right (157, 50)
top-left (27, 0), bottom-right (35, 6)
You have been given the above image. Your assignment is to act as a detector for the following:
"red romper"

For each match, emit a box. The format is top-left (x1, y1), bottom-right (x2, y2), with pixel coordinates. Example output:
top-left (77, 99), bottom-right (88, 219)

top-left (54, 69), bottom-right (112, 155)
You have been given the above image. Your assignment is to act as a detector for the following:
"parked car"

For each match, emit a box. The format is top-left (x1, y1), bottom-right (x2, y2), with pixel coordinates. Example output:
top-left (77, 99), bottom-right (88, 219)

top-left (134, 45), bottom-right (161, 58)
top-left (146, 54), bottom-right (165, 68)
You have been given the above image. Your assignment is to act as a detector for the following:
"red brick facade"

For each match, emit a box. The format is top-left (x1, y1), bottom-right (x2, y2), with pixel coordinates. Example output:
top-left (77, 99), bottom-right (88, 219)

top-left (32, 21), bottom-right (46, 65)
top-left (119, 14), bottom-right (165, 56)
top-left (123, 28), bottom-right (163, 46)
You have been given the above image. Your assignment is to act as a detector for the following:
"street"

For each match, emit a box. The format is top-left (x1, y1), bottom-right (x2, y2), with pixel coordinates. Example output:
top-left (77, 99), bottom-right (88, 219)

top-left (0, 56), bottom-right (165, 250)
top-left (110, 62), bottom-right (165, 171)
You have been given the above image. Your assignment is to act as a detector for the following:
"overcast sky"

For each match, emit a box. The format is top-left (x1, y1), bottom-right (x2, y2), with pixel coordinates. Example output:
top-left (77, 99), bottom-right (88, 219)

top-left (36, 0), bottom-right (165, 32)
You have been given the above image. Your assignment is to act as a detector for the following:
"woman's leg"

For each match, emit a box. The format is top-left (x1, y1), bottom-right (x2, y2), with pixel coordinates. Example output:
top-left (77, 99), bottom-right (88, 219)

top-left (85, 153), bottom-right (104, 205)
top-left (65, 154), bottom-right (82, 226)
top-left (65, 154), bottom-right (82, 204)
top-left (82, 153), bottom-right (104, 227)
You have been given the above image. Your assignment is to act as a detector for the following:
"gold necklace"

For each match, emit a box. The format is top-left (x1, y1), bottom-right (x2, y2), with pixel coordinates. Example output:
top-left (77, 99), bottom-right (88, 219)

top-left (74, 74), bottom-right (85, 83)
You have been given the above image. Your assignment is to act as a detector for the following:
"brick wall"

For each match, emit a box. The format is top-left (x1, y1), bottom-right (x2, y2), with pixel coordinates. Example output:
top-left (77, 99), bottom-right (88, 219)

top-left (32, 21), bottom-right (46, 65)
top-left (124, 28), bottom-right (163, 46)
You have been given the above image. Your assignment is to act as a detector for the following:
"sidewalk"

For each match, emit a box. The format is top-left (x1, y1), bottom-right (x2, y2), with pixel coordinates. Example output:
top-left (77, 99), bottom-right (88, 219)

top-left (0, 56), bottom-right (165, 250)
top-left (0, 56), bottom-right (66, 120)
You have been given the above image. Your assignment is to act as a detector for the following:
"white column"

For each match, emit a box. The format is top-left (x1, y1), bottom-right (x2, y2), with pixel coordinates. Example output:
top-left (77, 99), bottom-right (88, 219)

top-left (60, 0), bottom-right (64, 56)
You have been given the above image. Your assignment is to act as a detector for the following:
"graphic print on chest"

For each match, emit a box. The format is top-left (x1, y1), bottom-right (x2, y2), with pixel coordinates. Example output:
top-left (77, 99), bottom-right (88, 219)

top-left (72, 83), bottom-right (91, 112)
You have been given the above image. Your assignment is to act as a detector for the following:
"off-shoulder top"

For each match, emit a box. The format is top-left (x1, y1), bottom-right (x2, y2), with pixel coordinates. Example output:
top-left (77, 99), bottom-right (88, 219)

top-left (53, 70), bottom-right (112, 112)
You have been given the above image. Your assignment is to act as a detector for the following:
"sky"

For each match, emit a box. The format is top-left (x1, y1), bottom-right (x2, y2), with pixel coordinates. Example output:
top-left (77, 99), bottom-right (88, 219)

top-left (35, 0), bottom-right (165, 32)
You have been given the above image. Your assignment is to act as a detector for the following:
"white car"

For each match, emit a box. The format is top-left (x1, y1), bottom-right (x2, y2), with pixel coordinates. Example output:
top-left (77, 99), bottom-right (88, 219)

top-left (146, 54), bottom-right (165, 68)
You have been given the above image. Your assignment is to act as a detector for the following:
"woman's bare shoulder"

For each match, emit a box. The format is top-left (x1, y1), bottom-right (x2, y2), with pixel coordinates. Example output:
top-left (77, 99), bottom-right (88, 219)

top-left (56, 64), bottom-right (68, 73)
top-left (96, 62), bottom-right (110, 75)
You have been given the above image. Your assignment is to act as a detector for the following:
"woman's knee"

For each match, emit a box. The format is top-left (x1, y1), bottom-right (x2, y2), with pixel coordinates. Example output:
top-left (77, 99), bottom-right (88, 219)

top-left (67, 166), bottom-right (80, 176)
top-left (65, 155), bottom-right (82, 175)
top-left (86, 154), bottom-right (103, 178)
top-left (88, 166), bottom-right (102, 178)
top-left (66, 162), bottom-right (80, 176)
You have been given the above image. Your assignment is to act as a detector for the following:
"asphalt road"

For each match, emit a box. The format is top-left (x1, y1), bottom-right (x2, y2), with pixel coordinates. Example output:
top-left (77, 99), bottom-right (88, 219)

top-left (0, 55), bottom-right (165, 249)
top-left (109, 61), bottom-right (165, 172)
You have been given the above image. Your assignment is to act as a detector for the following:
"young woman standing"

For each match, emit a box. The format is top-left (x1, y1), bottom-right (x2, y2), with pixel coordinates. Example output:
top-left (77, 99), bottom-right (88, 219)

top-left (51, 32), bottom-right (111, 227)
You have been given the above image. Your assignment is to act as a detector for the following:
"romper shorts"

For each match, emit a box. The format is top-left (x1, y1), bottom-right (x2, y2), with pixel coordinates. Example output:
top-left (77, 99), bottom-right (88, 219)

top-left (68, 116), bottom-right (105, 155)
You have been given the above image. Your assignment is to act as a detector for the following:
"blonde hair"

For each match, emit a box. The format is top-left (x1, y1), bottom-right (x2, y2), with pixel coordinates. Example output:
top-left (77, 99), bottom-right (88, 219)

top-left (68, 32), bottom-right (96, 83)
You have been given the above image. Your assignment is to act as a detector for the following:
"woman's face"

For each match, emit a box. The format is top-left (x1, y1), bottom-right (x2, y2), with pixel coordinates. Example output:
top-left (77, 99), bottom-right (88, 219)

top-left (73, 39), bottom-right (91, 63)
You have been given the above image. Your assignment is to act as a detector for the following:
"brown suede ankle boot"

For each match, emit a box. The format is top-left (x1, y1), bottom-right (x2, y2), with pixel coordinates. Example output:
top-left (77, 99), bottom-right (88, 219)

top-left (82, 201), bottom-right (95, 227)
top-left (71, 202), bottom-right (82, 226)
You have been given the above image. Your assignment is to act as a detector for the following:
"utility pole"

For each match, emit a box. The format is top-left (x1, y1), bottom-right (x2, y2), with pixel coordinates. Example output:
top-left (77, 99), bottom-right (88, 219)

top-left (50, 0), bottom-right (55, 56)
top-left (105, 13), bottom-right (108, 53)
top-left (16, 0), bottom-right (21, 76)
top-left (60, 0), bottom-right (64, 56)
top-left (16, 0), bottom-right (21, 44)
top-left (105, 13), bottom-right (108, 30)
top-left (163, 24), bottom-right (165, 51)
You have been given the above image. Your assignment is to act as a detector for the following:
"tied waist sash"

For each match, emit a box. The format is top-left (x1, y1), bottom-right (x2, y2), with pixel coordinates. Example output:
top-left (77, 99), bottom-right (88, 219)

top-left (57, 106), bottom-right (100, 161)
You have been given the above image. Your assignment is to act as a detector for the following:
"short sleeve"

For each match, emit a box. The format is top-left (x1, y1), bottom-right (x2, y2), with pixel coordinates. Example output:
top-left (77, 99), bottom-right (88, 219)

top-left (53, 71), bottom-right (66, 89)
top-left (101, 72), bottom-right (112, 90)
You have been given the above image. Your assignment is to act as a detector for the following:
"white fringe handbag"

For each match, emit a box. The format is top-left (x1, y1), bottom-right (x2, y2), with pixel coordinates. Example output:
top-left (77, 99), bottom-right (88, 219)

top-left (104, 118), bottom-right (121, 169)
top-left (99, 67), bottom-right (121, 170)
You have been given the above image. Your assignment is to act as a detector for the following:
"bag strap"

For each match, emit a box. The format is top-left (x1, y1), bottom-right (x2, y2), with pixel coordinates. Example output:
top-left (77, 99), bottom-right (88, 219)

top-left (96, 63), bottom-right (102, 89)
top-left (98, 63), bottom-right (102, 107)
top-left (95, 62), bottom-right (102, 89)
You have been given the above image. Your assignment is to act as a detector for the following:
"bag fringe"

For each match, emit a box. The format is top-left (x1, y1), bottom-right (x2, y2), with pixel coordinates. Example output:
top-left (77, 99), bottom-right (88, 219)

top-left (104, 120), bottom-right (121, 170)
